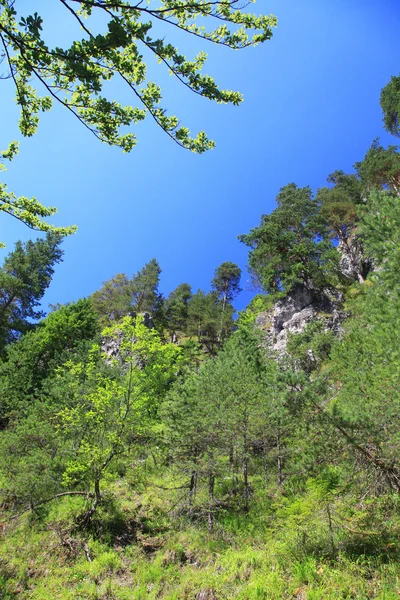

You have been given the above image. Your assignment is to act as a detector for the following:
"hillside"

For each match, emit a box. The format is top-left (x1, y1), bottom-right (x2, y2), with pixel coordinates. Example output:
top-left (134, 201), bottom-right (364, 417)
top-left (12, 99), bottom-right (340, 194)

top-left (1, 131), bottom-right (400, 598)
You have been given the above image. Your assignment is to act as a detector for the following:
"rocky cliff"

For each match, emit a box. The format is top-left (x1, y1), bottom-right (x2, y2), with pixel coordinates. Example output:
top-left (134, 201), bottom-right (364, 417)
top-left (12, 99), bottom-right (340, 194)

top-left (254, 285), bottom-right (345, 357)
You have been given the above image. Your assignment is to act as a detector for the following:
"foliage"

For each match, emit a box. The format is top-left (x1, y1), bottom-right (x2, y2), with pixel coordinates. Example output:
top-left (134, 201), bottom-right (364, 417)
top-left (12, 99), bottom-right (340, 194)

top-left (164, 282), bottom-right (192, 340)
top-left (0, 298), bottom-right (99, 424)
top-left (163, 323), bottom-right (283, 521)
top-left (0, 143), bottom-right (77, 247)
top-left (186, 289), bottom-right (235, 353)
top-left (0, 233), bottom-right (64, 353)
top-left (324, 191), bottom-right (400, 491)
top-left (355, 139), bottom-right (400, 195)
top-left (0, 0), bottom-right (276, 237)
top-left (1, 104), bottom-right (400, 598)
top-left (239, 183), bottom-right (335, 293)
top-left (316, 170), bottom-right (363, 241)
top-left (286, 320), bottom-right (335, 374)
top-left (380, 74), bottom-right (400, 137)
top-left (91, 258), bottom-right (162, 327)
top-left (0, 316), bottom-right (181, 514)
top-left (211, 262), bottom-right (242, 304)
top-left (0, 0), bottom-right (276, 153)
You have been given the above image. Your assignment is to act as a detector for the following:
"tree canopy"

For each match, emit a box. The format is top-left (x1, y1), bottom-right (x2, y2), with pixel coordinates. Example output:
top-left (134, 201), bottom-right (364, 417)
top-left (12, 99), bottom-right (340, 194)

top-left (0, 0), bottom-right (277, 241)
top-left (239, 184), bottom-right (333, 294)
top-left (0, 232), bottom-right (64, 353)
top-left (380, 74), bottom-right (400, 137)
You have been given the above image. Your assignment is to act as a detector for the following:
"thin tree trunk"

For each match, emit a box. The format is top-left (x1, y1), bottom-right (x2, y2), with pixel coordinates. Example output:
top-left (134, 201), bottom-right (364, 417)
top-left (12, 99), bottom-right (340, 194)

top-left (326, 504), bottom-right (336, 556)
top-left (276, 425), bottom-right (282, 487)
top-left (189, 470), bottom-right (197, 518)
top-left (242, 456), bottom-right (249, 512)
top-left (218, 292), bottom-right (227, 342)
top-left (242, 421), bottom-right (250, 512)
top-left (262, 441), bottom-right (268, 486)
top-left (208, 474), bottom-right (215, 531)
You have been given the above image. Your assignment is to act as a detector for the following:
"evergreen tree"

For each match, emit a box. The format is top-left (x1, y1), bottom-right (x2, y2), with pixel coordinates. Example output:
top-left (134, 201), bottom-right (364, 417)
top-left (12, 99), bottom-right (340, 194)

top-left (317, 170), bottom-right (363, 243)
top-left (131, 258), bottom-right (162, 315)
top-left (0, 299), bottom-right (99, 426)
top-left (90, 273), bottom-right (133, 327)
top-left (165, 283), bottom-right (192, 341)
top-left (187, 290), bottom-right (234, 354)
top-left (163, 324), bottom-right (282, 523)
top-left (0, 233), bottom-right (63, 353)
top-left (355, 140), bottom-right (400, 195)
top-left (239, 184), bottom-right (332, 293)
top-left (380, 74), bottom-right (400, 137)
top-left (90, 259), bottom-right (162, 327)
top-left (211, 262), bottom-right (242, 309)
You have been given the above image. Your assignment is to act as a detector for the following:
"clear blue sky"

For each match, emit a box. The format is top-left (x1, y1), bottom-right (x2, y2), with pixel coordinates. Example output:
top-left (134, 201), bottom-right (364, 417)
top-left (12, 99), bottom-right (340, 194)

top-left (1, 0), bottom-right (400, 311)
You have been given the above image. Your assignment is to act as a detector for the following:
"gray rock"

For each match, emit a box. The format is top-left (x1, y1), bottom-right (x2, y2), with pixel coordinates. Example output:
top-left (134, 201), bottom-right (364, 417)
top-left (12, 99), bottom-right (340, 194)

top-left (256, 285), bottom-right (345, 358)
top-left (338, 236), bottom-right (371, 283)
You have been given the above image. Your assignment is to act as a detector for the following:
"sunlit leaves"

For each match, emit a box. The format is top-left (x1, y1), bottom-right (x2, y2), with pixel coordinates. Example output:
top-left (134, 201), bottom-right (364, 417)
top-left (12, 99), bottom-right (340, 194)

top-left (0, 0), bottom-right (277, 152)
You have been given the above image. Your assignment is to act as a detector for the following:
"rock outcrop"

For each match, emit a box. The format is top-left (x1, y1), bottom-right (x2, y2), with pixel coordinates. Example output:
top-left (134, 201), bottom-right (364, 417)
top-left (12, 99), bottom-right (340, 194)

top-left (255, 285), bottom-right (345, 357)
top-left (338, 236), bottom-right (371, 283)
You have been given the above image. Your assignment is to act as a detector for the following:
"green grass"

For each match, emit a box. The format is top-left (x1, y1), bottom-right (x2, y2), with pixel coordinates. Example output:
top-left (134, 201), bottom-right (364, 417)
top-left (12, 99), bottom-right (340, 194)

top-left (1, 477), bottom-right (400, 599)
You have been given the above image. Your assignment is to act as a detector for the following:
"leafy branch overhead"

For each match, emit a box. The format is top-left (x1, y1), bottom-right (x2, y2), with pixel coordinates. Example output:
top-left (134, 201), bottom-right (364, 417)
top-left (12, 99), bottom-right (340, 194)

top-left (0, 0), bottom-right (277, 153)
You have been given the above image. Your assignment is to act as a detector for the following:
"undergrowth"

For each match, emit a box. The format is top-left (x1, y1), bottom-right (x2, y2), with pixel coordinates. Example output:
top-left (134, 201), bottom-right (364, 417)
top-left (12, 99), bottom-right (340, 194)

top-left (1, 472), bottom-right (400, 600)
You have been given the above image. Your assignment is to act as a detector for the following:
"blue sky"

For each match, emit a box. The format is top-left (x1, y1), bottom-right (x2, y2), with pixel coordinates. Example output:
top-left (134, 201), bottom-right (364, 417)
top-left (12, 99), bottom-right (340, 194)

top-left (1, 0), bottom-right (400, 311)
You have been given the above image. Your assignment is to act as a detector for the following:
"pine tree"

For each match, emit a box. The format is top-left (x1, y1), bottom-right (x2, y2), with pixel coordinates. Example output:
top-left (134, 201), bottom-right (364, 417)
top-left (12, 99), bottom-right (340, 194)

top-left (380, 75), bottom-right (400, 138)
top-left (239, 184), bottom-right (332, 293)
top-left (0, 233), bottom-right (63, 353)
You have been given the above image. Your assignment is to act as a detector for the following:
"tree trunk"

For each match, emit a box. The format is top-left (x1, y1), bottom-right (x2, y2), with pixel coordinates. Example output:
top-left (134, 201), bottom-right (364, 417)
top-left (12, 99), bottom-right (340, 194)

top-left (189, 470), bottom-right (197, 517)
top-left (326, 504), bottom-right (336, 556)
top-left (276, 426), bottom-right (282, 487)
top-left (208, 474), bottom-right (215, 531)
top-left (262, 441), bottom-right (269, 486)
top-left (218, 292), bottom-right (227, 342)
top-left (242, 456), bottom-right (249, 512)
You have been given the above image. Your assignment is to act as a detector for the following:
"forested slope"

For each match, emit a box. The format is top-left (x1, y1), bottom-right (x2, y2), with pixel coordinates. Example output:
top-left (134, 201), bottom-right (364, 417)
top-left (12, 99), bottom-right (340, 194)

top-left (0, 127), bottom-right (400, 599)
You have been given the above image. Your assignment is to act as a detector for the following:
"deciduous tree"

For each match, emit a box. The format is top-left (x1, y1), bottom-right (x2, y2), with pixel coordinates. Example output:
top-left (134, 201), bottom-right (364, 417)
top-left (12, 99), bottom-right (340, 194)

top-left (0, 0), bottom-right (277, 235)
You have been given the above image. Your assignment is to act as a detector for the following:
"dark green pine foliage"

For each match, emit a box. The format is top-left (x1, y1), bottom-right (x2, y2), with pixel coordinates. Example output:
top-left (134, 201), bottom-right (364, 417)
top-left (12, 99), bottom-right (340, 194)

top-left (163, 324), bottom-right (282, 522)
top-left (380, 74), bottom-right (400, 138)
top-left (91, 258), bottom-right (162, 327)
top-left (355, 140), bottom-right (400, 195)
top-left (211, 262), bottom-right (242, 308)
top-left (316, 171), bottom-right (363, 243)
top-left (323, 190), bottom-right (400, 491)
top-left (90, 273), bottom-right (133, 327)
top-left (0, 233), bottom-right (63, 353)
top-left (239, 183), bottom-right (333, 293)
top-left (165, 283), bottom-right (192, 341)
top-left (186, 290), bottom-right (235, 354)
top-left (130, 258), bottom-right (162, 315)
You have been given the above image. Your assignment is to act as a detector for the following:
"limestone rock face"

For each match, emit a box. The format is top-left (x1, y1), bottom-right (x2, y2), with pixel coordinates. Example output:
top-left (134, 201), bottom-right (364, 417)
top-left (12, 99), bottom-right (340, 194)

top-left (102, 328), bottom-right (124, 363)
top-left (338, 236), bottom-right (370, 283)
top-left (255, 285), bottom-right (345, 357)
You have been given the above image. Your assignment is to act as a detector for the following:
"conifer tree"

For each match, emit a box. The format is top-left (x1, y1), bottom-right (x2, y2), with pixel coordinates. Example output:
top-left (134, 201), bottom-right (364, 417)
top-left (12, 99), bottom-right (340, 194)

top-left (211, 262), bottom-right (242, 310)
top-left (239, 184), bottom-right (332, 294)
top-left (380, 74), bottom-right (400, 137)
top-left (165, 283), bottom-right (192, 341)
top-left (91, 258), bottom-right (162, 327)
top-left (0, 233), bottom-right (63, 353)
top-left (355, 140), bottom-right (400, 195)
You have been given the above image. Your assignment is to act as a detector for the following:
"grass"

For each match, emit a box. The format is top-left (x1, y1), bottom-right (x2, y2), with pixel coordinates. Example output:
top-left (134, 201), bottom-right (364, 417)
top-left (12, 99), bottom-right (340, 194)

top-left (1, 476), bottom-right (400, 599)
